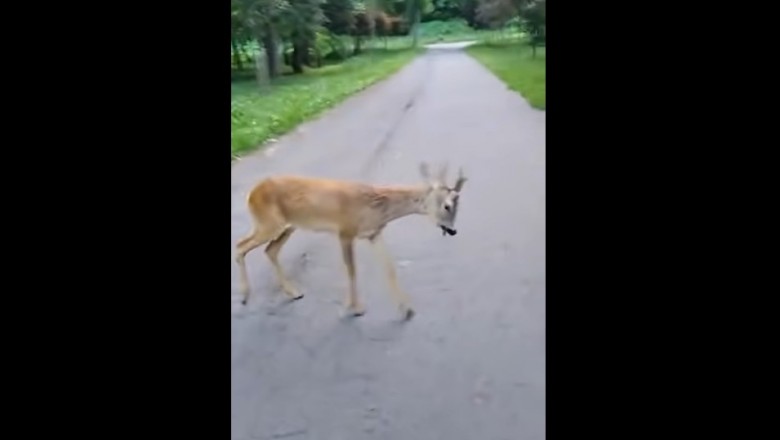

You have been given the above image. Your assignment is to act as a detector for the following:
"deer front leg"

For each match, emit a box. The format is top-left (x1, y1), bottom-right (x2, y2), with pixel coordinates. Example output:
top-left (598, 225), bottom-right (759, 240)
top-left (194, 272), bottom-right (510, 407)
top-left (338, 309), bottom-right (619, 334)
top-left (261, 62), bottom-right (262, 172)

top-left (339, 234), bottom-right (364, 316)
top-left (265, 227), bottom-right (303, 301)
top-left (369, 233), bottom-right (415, 321)
top-left (236, 225), bottom-right (280, 305)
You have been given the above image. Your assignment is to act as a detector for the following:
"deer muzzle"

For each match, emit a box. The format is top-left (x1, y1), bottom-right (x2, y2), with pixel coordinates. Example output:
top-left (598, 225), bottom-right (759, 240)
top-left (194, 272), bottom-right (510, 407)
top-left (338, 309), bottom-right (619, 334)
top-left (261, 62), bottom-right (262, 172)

top-left (440, 226), bottom-right (457, 236)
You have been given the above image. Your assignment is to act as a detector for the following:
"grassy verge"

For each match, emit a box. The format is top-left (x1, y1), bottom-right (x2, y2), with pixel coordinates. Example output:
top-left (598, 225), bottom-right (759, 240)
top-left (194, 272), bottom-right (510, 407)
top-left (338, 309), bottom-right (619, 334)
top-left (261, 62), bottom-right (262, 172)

top-left (231, 48), bottom-right (420, 156)
top-left (466, 42), bottom-right (546, 110)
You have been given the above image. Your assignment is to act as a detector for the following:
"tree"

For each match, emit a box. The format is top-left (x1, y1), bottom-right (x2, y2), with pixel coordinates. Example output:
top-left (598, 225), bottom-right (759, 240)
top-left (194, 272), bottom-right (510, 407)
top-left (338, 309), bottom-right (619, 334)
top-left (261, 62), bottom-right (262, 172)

top-left (279, 0), bottom-right (326, 73)
top-left (231, 0), bottom-right (251, 70)
top-left (352, 2), bottom-right (373, 55)
top-left (458, 0), bottom-right (480, 28)
top-left (476, 0), bottom-right (545, 54)
top-left (475, 0), bottom-right (517, 29)
top-left (322, 0), bottom-right (356, 35)
top-left (236, 0), bottom-right (327, 77)
top-left (404, 0), bottom-right (433, 46)
top-left (520, 0), bottom-right (545, 57)
top-left (427, 0), bottom-right (462, 21)
top-left (236, 0), bottom-right (288, 78)
top-left (374, 11), bottom-right (392, 48)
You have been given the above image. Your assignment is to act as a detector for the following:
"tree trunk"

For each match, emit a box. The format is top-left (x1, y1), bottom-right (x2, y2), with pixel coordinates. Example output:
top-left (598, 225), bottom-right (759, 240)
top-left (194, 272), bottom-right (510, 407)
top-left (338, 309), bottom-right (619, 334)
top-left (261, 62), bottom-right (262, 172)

top-left (292, 41), bottom-right (305, 74)
top-left (313, 43), bottom-right (323, 67)
top-left (231, 37), bottom-right (244, 71)
top-left (353, 35), bottom-right (362, 55)
top-left (531, 42), bottom-right (536, 59)
top-left (261, 25), bottom-right (280, 78)
top-left (302, 41), bottom-right (312, 67)
top-left (254, 51), bottom-right (270, 89)
top-left (411, 10), bottom-right (420, 47)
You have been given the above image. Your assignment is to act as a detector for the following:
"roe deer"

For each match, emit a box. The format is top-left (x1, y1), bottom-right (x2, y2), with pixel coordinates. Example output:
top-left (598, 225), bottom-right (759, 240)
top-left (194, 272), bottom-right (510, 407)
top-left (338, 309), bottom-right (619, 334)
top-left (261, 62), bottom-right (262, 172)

top-left (234, 162), bottom-right (467, 320)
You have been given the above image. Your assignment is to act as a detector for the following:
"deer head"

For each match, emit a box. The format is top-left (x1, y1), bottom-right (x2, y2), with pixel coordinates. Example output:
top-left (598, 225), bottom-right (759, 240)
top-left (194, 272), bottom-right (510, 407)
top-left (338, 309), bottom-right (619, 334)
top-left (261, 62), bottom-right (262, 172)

top-left (418, 162), bottom-right (468, 236)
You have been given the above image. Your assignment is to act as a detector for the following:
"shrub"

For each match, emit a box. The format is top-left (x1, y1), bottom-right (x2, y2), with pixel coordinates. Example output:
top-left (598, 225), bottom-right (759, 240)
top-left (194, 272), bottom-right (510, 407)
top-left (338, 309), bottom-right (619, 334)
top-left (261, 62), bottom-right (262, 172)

top-left (417, 19), bottom-right (473, 38)
top-left (388, 16), bottom-right (409, 36)
top-left (374, 11), bottom-right (391, 37)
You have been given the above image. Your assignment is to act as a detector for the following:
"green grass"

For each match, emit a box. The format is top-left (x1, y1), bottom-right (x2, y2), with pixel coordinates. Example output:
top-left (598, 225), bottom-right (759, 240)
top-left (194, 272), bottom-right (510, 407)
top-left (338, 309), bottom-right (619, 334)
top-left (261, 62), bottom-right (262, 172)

top-left (466, 41), bottom-right (546, 110)
top-left (231, 48), bottom-right (421, 156)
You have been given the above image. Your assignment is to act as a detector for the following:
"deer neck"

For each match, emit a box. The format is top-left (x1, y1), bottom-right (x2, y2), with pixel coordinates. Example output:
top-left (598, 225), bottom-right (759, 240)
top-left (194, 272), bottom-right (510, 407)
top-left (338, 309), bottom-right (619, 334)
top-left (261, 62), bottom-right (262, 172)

top-left (372, 185), bottom-right (428, 225)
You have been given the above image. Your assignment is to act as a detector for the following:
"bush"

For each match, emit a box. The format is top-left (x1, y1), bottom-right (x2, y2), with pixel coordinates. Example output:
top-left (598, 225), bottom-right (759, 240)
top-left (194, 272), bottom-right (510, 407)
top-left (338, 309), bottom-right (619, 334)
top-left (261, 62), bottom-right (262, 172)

top-left (354, 11), bottom-right (372, 37)
top-left (417, 19), bottom-right (473, 38)
top-left (317, 31), bottom-right (349, 61)
top-left (374, 11), bottom-right (391, 37)
top-left (388, 16), bottom-right (409, 36)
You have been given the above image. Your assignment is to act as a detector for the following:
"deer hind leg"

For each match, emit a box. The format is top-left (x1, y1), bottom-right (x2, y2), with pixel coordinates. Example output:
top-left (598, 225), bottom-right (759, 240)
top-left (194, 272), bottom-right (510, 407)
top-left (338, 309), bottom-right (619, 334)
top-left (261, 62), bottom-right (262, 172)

top-left (235, 223), bottom-right (286, 306)
top-left (339, 233), bottom-right (364, 316)
top-left (369, 233), bottom-right (415, 321)
top-left (264, 227), bottom-right (302, 300)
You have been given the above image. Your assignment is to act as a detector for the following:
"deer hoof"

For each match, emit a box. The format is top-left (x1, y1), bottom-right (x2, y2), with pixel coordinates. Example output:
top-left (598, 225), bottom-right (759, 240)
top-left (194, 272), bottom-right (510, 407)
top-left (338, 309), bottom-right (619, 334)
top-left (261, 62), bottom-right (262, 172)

top-left (401, 307), bottom-right (415, 321)
top-left (348, 305), bottom-right (366, 317)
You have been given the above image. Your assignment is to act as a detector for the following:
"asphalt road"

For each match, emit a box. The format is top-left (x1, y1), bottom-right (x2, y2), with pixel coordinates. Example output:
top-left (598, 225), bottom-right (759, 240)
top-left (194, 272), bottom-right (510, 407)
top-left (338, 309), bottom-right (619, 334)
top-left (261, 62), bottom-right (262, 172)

top-left (231, 42), bottom-right (546, 440)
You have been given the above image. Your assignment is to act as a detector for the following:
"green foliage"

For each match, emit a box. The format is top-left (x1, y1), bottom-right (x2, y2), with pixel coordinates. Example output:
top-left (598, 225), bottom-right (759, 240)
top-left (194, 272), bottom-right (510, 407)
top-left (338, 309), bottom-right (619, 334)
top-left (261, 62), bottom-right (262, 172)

top-left (231, 49), bottom-right (421, 155)
top-left (519, 0), bottom-right (544, 48)
top-left (318, 30), bottom-right (350, 60)
top-left (474, 0), bottom-right (543, 52)
top-left (374, 11), bottom-right (392, 36)
top-left (280, 0), bottom-right (326, 42)
top-left (231, 0), bottom-right (522, 78)
top-left (237, 0), bottom-right (288, 36)
top-left (322, 0), bottom-right (355, 34)
top-left (353, 10), bottom-right (373, 36)
top-left (231, 0), bottom-right (253, 43)
top-left (379, 0), bottom-right (405, 16)
top-left (320, 0), bottom-right (405, 43)
top-left (403, 0), bottom-right (434, 23)
top-left (425, 0), bottom-right (462, 21)
top-left (387, 15), bottom-right (409, 35)
top-left (403, 0), bottom-right (433, 45)
top-left (457, 0), bottom-right (480, 27)
top-left (466, 41), bottom-right (545, 109)
top-left (416, 18), bottom-right (472, 36)
top-left (475, 0), bottom-right (518, 28)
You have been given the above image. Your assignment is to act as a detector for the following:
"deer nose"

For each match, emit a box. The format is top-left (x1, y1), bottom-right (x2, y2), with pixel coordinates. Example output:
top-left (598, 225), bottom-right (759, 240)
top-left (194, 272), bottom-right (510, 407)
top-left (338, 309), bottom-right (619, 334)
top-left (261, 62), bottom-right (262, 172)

top-left (440, 226), bottom-right (457, 236)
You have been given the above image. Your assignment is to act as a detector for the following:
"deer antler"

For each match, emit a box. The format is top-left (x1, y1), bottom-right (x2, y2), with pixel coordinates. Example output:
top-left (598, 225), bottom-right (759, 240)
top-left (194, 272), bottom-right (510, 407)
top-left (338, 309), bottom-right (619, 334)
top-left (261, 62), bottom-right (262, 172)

top-left (453, 167), bottom-right (467, 192)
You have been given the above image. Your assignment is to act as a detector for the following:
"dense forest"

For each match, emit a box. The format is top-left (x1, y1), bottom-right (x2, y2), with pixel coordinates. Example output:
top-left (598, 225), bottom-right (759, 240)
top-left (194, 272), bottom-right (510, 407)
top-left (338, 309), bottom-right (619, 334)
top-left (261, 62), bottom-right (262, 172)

top-left (231, 0), bottom-right (546, 79)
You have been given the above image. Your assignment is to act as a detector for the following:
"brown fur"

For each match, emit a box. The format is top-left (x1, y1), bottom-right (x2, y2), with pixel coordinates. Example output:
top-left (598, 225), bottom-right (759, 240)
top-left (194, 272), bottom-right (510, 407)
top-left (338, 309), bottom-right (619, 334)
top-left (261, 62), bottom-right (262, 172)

top-left (235, 163), bottom-right (467, 320)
